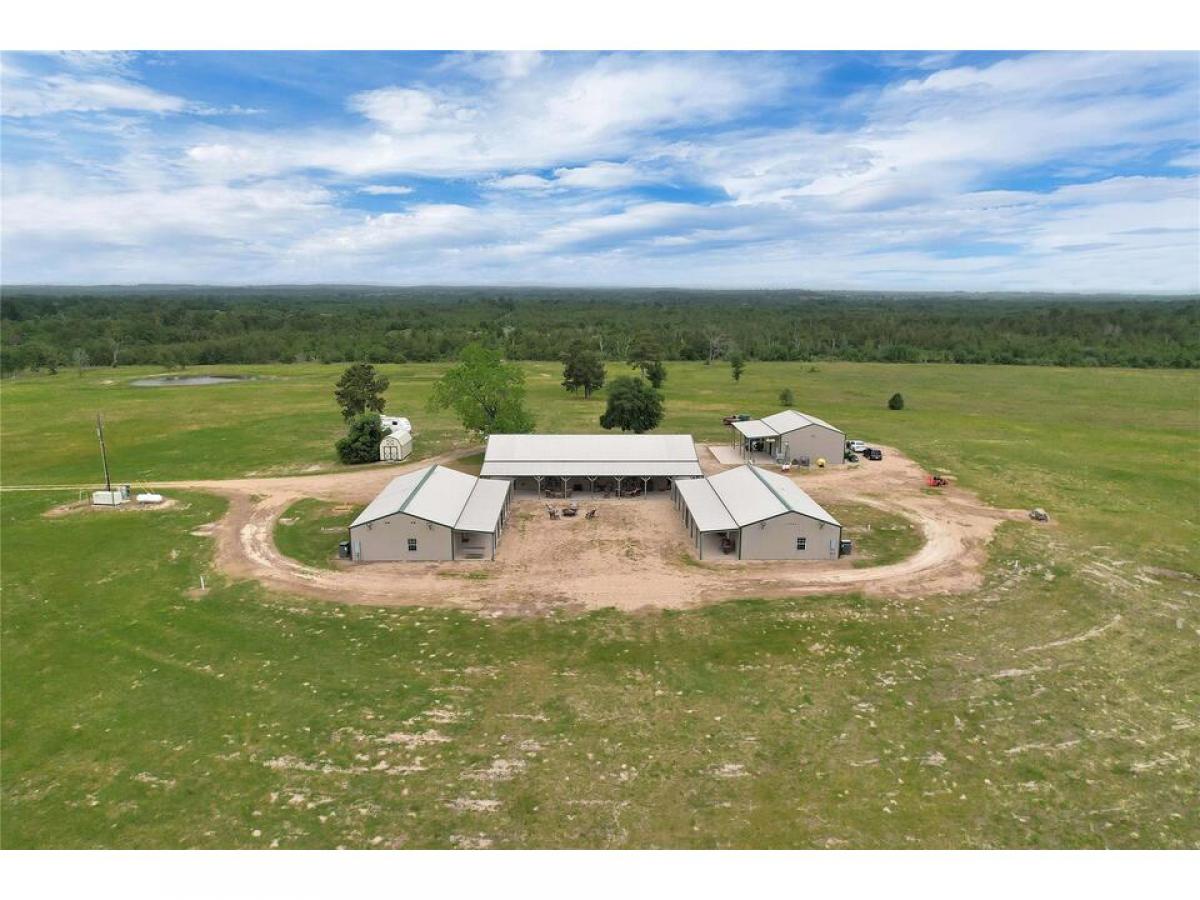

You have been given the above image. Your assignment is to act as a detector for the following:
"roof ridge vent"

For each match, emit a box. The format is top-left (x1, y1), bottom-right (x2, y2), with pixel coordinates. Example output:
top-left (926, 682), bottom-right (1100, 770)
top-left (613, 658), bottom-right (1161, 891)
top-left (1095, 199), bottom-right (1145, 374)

top-left (398, 465), bottom-right (440, 514)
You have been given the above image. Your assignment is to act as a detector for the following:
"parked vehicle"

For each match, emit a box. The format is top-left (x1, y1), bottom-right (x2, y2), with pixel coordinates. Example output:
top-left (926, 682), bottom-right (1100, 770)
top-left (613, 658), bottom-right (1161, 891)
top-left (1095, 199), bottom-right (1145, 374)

top-left (848, 440), bottom-right (867, 453)
top-left (864, 448), bottom-right (883, 461)
top-left (338, 540), bottom-right (351, 560)
top-left (839, 539), bottom-right (853, 557)
top-left (844, 452), bottom-right (859, 463)
top-left (926, 474), bottom-right (949, 487)
top-left (1029, 508), bottom-right (1049, 522)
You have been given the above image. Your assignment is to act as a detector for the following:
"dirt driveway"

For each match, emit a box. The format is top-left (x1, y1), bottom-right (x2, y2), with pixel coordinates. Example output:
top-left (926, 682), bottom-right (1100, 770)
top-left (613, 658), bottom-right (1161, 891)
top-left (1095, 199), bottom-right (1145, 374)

top-left (158, 446), bottom-right (1026, 614)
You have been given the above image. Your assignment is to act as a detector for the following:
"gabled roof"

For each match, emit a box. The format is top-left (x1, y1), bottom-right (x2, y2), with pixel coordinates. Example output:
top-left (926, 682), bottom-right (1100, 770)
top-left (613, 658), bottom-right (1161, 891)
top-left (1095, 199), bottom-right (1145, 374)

top-left (759, 409), bottom-right (843, 435)
top-left (480, 433), bottom-right (702, 478)
top-left (678, 464), bottom-right (839, 530)
top-left (351, 465), bottom-right (507, 532)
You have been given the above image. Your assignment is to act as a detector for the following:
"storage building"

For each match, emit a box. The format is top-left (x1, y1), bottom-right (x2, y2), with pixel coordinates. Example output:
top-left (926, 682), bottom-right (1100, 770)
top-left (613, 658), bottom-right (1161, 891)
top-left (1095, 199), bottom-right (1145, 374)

top-left (731, 409), bottom-right (845, 466)
top-left (379, 429), bottom-right (413, 462)
top-left (673, 464), bottom-right (842, 560)
top-left (480, 433), bottom-right (702, 497)
top-left (348, 465), bottom-right (511, 561)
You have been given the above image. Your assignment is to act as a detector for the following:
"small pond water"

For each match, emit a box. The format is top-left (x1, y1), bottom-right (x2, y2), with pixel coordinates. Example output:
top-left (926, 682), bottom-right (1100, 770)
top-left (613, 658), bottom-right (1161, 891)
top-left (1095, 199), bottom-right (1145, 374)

top-left (130, 374), bottom-right (256, 387)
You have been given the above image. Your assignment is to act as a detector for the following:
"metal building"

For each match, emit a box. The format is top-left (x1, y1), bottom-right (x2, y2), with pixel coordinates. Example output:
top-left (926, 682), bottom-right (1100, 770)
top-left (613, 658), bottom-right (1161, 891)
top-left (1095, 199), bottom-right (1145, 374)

top-left (348, 465), bottom-right (511, 561)
top-left (673, 464), bottom-right (842, 560)
top-left (379, 429), bottom-right (413, 462)
top-left (731, 409), bottom-right (846, 466)
top-left (480, 433), bottom-right (703, 498)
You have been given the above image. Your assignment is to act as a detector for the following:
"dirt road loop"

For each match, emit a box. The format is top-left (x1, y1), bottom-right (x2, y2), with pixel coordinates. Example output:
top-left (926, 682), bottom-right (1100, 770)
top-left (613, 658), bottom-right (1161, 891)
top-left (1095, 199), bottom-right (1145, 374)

top-left (163, 445), bottom-right (1026, 614)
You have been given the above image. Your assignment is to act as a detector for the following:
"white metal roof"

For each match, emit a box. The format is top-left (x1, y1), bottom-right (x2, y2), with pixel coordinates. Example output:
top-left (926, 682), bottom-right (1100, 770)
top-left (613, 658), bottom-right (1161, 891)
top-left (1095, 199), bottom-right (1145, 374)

top-left (731, 419), bottom-right (777, 440)
top-left (681, 464), bottom-right (840, 528)
top-left (759, 409), bottom-right (843, 436)
top-left (381, 430), bottom-right (412, 445)
top-left (455, 477), bottom-right (511, 532)
top-left (481, 433), bottom-right (701, 478)
top-left (480, 461), bottom-right (703, 478)
top-left (351, 465), bottom-right (507, 532)
top-left (675, 478), bottom-right (737, 532)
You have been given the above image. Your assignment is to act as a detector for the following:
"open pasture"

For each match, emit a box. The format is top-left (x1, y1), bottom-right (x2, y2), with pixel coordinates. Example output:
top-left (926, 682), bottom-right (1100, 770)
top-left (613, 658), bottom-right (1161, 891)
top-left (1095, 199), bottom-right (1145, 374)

top-left (1, 361), bottom-right (1197, 847)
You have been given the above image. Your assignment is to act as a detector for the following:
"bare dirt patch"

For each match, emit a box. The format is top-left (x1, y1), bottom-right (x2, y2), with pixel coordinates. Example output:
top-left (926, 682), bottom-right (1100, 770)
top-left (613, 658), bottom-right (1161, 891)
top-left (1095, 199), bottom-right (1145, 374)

top-left (43, 497), bottom-right (180, 518)
top-left (161, 444), bottom-right (1025, 614)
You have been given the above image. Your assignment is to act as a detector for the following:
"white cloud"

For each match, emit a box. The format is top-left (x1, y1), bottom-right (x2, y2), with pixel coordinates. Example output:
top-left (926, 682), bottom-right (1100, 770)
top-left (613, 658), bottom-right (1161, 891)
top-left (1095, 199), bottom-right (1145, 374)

top-left (358, 184), bottom-right (414, 195)
top-left (180, 53), bottom-right (791, 180)
top-left (1, 72), bottom-right (188, 117)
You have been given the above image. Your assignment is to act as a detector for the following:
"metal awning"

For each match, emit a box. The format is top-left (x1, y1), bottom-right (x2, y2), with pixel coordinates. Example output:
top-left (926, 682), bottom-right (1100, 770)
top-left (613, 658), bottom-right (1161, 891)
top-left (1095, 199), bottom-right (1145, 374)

top-left (731, 419), bottom-right (777, 440)
top-left (675, 478), bottom-right (737, 532)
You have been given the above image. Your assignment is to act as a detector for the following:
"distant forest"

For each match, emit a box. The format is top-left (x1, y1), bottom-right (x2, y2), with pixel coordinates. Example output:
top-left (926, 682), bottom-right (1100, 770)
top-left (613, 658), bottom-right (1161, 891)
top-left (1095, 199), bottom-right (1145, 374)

top-left (2, 287), bottom-right (1198, 373)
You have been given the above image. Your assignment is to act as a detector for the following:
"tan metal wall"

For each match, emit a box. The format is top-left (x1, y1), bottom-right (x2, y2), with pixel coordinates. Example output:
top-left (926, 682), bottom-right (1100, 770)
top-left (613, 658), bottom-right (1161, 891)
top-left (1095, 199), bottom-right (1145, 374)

top-left (350, 515), bottom-right (454, 561)
top-left (777, 425), bottom-right (845, 466)
top-left (738, 511), bottom-right (841, 560)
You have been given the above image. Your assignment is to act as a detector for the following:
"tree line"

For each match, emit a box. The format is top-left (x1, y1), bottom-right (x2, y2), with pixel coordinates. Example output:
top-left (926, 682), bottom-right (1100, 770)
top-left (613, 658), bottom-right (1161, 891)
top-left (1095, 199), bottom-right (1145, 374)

top-left (2, 287), bottom-right (1197, 375)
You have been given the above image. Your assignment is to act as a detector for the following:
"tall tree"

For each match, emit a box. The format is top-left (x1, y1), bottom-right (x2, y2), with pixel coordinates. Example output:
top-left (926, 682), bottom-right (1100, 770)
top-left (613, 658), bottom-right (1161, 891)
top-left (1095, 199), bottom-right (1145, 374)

top-left (729, 350), bottom-right (746, 382)
top-left (628, 334), bottom-right (667, 388)
top-left (334, 363), bottom-right (390, 420)
top-left (561, 340), bottom-right (607, 398)
top-left (429, 343), bottom-right (535, 437)
top-left (335, 413), bottom-right (387, 464)
top-left (599, 376), bottom-right (664, 434)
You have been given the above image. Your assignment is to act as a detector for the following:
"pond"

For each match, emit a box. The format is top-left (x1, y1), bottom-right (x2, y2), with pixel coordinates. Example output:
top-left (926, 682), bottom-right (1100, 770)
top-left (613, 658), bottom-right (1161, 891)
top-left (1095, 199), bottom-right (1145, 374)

top-left (130, 374), bottom-right (256, 387)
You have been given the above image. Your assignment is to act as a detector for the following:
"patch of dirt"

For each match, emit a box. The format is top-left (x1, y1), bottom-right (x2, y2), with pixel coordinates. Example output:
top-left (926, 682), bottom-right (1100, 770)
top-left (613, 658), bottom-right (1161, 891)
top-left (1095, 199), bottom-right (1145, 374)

top-left (153, 445), bottom-right (1024, 614)
top-left (43, 496), bottom-right (179, 518)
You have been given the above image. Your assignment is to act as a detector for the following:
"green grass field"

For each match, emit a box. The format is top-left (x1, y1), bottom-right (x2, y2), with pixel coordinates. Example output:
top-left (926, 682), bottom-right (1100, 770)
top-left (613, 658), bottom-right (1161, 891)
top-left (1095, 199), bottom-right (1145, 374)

top-left (2, 361), bottom-right (1197, 848)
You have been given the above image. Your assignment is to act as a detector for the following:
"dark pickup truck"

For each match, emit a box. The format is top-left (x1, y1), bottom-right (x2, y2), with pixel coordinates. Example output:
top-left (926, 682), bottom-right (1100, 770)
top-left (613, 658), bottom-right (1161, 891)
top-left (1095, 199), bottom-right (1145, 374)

top-left (863, 448), bottom-right (883, 461)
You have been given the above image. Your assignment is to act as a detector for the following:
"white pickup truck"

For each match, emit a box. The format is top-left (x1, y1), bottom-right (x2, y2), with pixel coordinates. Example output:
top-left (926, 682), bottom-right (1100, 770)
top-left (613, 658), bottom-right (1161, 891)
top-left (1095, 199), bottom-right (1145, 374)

top-left (847, 440), bottom-right (867, 453)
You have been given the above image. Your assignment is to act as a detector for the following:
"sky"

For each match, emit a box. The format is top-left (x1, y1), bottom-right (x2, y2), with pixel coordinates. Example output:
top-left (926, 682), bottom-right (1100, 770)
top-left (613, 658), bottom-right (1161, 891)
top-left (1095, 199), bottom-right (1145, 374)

top-left (1, 50), bottom-right (1198, 291)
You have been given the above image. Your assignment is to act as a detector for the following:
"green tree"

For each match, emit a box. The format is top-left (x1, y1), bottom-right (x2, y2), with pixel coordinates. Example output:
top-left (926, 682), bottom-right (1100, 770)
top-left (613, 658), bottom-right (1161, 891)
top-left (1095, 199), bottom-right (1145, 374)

top-left (561, 340), bottom-right (606, 398)
top-left (628, 334), bottom-right (667, 388)
top-left (334, 363), bottom-right (390, 420)
top-left (778, 386), bottom-right (795, 406)
top-left (428, 343), bottom-right (535, 437)
top-left (335, 413), bottom-right (387, 465)
top-left (888, 392), bottom-right (905, 410)
top-left (599, 376), bottom-right (664, 433)
top-left (729, 350), bottom-right (746, 382)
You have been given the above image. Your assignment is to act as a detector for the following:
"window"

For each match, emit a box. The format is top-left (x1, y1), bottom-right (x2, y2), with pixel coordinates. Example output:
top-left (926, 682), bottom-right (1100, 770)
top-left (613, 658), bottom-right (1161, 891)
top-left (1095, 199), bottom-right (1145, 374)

top-left (461, 533), bottom-right (471, 543)
top-left (796, 537), bottom-right (807, 551)
top-left (407, 538), bottom-right (418, 552)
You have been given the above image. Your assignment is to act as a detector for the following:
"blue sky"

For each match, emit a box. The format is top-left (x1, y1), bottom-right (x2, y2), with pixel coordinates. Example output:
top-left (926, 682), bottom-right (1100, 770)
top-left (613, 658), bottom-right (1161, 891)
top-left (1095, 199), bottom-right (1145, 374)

top-left (2, 50), bottom-right (1197, 290)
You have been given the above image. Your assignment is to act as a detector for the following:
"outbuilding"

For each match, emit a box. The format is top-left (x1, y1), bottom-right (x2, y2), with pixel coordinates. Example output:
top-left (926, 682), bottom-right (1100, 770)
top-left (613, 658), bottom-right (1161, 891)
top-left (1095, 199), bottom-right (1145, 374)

top-left (673, 464), bottom-right (842, 560)
top-left (731, 409), bottom-right (845, 466)
top-left (348, 465), bottom-right (511, 562)
top-left (480, 433), bottom-right (703, 498)
top-left (379, 429), bottom-right (413, 462)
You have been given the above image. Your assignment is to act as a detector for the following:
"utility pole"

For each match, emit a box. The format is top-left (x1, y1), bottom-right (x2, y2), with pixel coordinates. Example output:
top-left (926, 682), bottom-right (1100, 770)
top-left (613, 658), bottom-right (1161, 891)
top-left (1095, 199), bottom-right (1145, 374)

top-left (96, 413), bottom-right (112, 491)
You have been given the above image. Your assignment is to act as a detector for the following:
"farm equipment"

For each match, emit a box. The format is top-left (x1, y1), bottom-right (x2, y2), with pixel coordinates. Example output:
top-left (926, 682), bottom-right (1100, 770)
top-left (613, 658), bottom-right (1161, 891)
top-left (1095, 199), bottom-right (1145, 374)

top-left (585, 508), bottom-right (598, 520)
top-left (1029, 508), bottom-right (1049, 522)
top-left (926, 474), bottom-right (949, 487)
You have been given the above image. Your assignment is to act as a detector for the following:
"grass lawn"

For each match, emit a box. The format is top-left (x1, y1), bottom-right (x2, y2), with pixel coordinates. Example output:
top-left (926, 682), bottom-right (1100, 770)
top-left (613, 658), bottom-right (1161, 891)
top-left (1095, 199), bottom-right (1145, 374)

top-left (2, 361), bottom-right (1198, 848)
top-left (823, 502), bottom-right (924, 568)
top-left (275, 499), bottom-right (361, 570)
